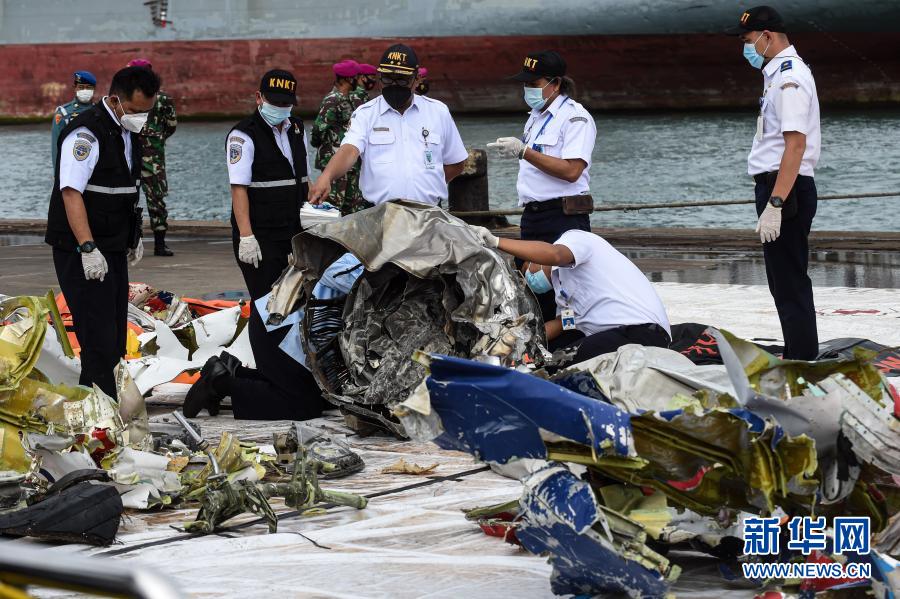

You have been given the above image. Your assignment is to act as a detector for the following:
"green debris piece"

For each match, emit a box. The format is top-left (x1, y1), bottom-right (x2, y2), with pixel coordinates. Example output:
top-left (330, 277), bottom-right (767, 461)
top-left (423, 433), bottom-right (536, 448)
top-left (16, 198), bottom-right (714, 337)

top-left (720, 329), bottom-right (886, 402)
top-left (463, 499), bottom-right (520, 521)
top-left (184, 448), bottom-right (367, 534)
top-left (598, 485), bottom-right (672, 539)
top-left (0, 296), bottom-right (49, 392)
top-left (44, 290), bottom-right (74, 359)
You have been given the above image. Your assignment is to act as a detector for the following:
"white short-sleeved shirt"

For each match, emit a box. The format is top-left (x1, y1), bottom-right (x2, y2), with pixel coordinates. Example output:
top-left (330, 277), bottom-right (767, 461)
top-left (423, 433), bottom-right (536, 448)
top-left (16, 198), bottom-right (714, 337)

top-left (516, 94), bottom-right (596, 205)
top-left (747, 46), bottom-right (821, 177)
top-left (58, 97), bottom-right (133, 193)
top-left (227, 112), bottom-right (310, 185)
top-left (550, 230), bottom-right (671, 337)
top-left (341, 94), bottom-right (468, 206)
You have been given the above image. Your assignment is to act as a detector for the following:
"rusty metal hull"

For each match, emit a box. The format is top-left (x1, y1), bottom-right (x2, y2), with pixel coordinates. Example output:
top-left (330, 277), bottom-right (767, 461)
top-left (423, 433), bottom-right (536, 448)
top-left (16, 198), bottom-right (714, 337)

top-left (2, 33), bottom-right (899, 118)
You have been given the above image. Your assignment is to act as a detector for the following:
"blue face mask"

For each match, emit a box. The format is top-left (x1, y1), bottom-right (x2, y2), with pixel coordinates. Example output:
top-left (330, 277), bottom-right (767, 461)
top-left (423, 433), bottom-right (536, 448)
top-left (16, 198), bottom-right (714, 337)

top-left (525, 267), bottom-right (553, 295)
top-left (523, 80), bottom-right (553, 110)
top-left (743, 34), bottom-right (769, 69)
top-left (260, 102), bottom-right (291, 126)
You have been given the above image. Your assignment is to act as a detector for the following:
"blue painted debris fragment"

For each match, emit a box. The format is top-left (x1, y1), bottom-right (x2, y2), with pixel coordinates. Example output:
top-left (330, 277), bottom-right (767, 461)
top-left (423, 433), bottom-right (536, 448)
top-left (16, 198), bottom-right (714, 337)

top-left (517, 466), bottom-right (675, 598)
top-left (424, 355), bottom-right (634, 463)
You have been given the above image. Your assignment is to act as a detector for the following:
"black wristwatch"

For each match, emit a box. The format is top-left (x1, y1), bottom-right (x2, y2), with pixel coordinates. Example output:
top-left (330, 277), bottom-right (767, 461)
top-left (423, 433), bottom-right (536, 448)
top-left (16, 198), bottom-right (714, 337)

top-left (76, 240), bottom-right (97, 253)
top-left (768, 196), bottom-right (785, 208)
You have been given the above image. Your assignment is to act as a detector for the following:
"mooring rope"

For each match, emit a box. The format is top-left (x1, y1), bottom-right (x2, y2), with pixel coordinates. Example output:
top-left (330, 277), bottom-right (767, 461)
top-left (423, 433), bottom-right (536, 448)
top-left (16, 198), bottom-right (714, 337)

top-left (450, 191), bottom-right (900, 217)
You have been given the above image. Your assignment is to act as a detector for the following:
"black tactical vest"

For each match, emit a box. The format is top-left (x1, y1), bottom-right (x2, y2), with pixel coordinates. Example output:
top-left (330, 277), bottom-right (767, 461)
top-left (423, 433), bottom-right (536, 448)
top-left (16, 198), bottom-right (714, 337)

top-left (228, 110), bottom-right (308, 241)
top-left (45, 102), bottom-right (141, 252)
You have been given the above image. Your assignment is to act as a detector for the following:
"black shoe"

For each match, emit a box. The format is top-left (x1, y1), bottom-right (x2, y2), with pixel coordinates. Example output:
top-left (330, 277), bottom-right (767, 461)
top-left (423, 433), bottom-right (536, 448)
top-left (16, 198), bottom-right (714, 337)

top-left (218, 351), bottom-right (242, 377)
top-left (183, 356), bottom-right (228, 417)
top-left (153, 230), bottom-right (174, 256)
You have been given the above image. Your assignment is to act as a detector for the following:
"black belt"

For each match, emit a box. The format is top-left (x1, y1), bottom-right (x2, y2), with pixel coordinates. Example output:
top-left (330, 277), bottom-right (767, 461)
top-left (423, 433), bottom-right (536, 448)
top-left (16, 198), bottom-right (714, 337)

top-left (753, 172), bottom-right (813, 185)
top-left (523, 198), bottom-right (563, 213)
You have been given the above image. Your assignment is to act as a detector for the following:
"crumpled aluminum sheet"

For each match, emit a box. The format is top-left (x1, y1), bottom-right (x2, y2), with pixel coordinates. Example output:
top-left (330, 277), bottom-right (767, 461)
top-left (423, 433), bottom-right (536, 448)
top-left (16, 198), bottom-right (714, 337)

top-left (270, 201), bottom-right (544, 436)
top-left (559, 344), bottom-right (736, 414)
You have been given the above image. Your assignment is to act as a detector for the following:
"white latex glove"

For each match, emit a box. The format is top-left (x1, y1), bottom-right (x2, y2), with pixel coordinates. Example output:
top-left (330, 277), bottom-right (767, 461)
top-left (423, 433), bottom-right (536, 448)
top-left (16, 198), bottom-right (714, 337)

top-left (81, 250), bottom-right (108, 282)
top-left (756, 204), bottom-right (783, 243)
top-left (127, 238), bottom-right (144, 267)
top-left (486, 137), bottom-right (527, 159)
top-left (238, 234), bottom-right (262, 268)
top-left (470, 225), bottom-right (499, 248)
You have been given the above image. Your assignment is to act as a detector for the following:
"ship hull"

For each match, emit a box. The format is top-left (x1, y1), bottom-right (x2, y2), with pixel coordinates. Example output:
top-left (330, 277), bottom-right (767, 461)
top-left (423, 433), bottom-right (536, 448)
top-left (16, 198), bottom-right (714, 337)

top-left (2, 33), bottom-right (899, 119)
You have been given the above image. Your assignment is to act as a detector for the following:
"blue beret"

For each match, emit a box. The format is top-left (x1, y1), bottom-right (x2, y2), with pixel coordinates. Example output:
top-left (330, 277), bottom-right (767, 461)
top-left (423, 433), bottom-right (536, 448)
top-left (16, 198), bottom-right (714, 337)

top-left (73, 71), bottom-right (97, 85)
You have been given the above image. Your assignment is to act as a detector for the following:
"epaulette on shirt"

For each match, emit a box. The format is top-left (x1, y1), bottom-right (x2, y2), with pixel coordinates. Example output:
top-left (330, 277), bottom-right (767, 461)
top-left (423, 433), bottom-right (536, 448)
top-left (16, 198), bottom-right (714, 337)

top-left (780, 60), bottom-right (793, 72)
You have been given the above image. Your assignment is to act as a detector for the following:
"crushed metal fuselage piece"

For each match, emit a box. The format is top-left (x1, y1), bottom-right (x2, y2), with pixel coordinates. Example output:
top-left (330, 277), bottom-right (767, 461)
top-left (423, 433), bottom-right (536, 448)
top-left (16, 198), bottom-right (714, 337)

top-left (267, 201), bottom-right (545, 436)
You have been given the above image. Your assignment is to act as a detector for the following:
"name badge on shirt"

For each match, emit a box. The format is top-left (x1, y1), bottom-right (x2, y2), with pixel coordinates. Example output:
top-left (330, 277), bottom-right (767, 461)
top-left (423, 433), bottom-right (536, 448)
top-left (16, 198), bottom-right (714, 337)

top-left (561, 309), bottom-right (576, 331)
top-left (424, 149), bottom-right (436, 170)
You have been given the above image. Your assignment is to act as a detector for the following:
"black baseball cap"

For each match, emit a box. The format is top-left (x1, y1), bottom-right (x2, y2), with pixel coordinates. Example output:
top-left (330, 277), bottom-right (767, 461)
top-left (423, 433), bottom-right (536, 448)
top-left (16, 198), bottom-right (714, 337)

top-left (259, 69), bottom-right (298, 105)
top-left (377, 44), bottom-right (418, 77)
top-left (510, 50), bottom-right (567, 82)
top-left (726, 6), bottom-right (786, 35)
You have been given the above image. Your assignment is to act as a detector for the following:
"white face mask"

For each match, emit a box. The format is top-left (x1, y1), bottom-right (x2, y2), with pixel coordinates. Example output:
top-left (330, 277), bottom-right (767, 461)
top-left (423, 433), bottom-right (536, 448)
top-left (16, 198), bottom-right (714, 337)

top-left (111, 96), bottom-right (149, 132)
top-left (75, 89), bottom-right (94, 103)
top-left (120, 112), bottom-right (149, 133)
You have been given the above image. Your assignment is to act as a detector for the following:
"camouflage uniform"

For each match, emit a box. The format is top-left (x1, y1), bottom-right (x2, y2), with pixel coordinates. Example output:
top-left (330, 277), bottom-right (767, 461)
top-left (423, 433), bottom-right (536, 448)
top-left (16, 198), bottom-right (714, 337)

top-left (349, 87), bottom-right (369, 110)
top-left (138, 91), bottom-right (177, 232)
top-left (311, 88), bottom-right (366, 215)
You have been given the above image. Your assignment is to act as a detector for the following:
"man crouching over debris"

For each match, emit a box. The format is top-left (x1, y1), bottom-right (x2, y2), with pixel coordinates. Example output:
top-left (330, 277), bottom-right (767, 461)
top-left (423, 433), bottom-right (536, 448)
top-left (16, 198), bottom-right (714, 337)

top-left (473, 226), bottom-right (671, 362)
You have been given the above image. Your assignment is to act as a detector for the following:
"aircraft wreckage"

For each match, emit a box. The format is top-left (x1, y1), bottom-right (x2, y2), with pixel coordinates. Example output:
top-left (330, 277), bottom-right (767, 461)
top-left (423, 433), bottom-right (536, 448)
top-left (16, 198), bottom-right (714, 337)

top-left (1, 201), bottom-right (899, 597)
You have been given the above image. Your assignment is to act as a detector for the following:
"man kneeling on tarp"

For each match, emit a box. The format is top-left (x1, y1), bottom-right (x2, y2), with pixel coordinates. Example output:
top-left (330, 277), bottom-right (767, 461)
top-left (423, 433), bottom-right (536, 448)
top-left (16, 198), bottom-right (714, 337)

top-left (183, 253), bottom-right (363, 420)
top-left (472, 226), bottom-right (671, 362)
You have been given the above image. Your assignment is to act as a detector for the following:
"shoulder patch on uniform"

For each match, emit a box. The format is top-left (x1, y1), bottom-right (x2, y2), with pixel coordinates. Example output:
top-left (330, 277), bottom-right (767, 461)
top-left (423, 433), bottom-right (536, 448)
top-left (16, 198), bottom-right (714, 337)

top-left (229, 142), bottom-right (243, 164)
top-left (72, 140), bottom-right (92, 161)
top-left (780, 60), bottom-right (793, 72)
top-left (373, 126), bottom-right (390, 132)
top-left (228, 135), bottom-right (246, 144)
top-left (569, 116), bottom-right (588, 123)
top-left (781, 81), bottom-right (800, 90)
top-left (76, 132), bottom-right (96, 143)
top-left (55, 114), bottom-right (62, 124)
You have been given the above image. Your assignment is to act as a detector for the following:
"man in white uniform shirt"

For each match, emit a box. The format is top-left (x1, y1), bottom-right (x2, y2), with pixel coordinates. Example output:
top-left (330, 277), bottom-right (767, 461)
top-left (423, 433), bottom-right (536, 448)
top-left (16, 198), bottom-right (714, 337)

top-left (728, 6), bottom-right (821, 360)
top-left (45, 66), bottom-right (159, 397)
top-left (473, 227), bottom-right (671, 363)
top-left (308, 43), bottom-right (468, 208)
top-left (226, 69), bottom-right (309, 302)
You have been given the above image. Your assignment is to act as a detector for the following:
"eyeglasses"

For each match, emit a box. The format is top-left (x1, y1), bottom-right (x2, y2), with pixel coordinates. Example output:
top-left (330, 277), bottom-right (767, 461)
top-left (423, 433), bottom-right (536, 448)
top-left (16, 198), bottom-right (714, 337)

top-left (379, 75), bottom-right (413, 87)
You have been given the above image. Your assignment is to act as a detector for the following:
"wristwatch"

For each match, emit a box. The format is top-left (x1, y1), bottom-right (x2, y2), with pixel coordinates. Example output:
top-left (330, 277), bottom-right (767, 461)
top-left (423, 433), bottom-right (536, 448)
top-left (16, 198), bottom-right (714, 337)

top-left (76, 240), bottom-right (97, 253)
top-left (768, 196), bottom-right (785, 208)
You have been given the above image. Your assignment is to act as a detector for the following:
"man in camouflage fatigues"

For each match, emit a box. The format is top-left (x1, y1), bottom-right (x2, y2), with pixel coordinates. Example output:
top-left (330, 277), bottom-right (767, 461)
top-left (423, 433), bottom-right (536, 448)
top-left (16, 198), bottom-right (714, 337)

top-left (128, 58), bottom-right (177, 256)
top-left (311, 60), bottom-right (366, 215)
top-left (350, 63), bottom-right (378, 110)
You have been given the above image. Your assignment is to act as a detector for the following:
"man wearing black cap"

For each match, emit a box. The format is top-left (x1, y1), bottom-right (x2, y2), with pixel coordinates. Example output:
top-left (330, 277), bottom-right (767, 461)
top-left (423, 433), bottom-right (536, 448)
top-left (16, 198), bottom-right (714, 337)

top-left (225, 69), bottom-right (309, 301)
top-left (728, 6), bottom-right (821, 360)
top-left (308, 43), bottom-right (468, 209)
top-left (194, 70), bottom-right (318, 420)
top-left (487, 50), bottom-right (597, 322)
